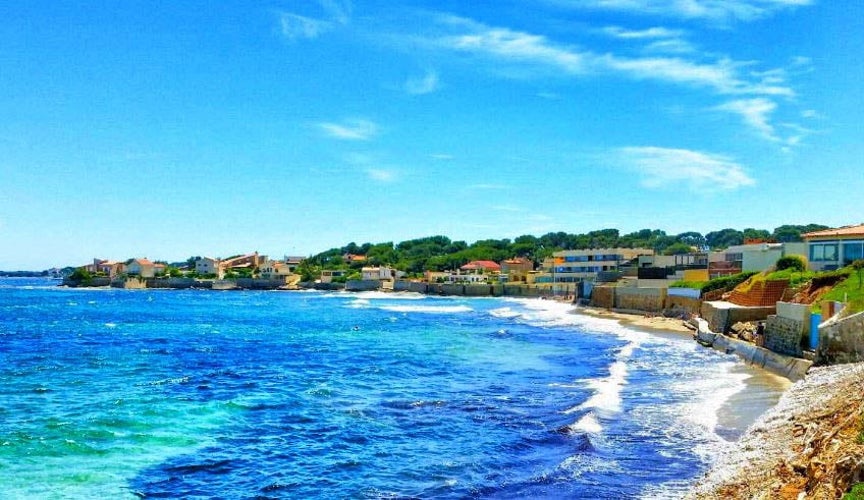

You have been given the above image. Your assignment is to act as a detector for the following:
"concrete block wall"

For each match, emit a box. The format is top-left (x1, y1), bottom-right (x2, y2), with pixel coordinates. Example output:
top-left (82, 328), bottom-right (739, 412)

top-left (817, 311), bottom-right (864, 365)
top-left (764, 315), bottom-right (805, 357)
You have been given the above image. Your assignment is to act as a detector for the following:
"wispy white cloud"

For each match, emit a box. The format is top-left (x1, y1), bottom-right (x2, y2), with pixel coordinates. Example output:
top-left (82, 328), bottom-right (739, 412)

top-left (366, 168), bottom-right (396, 182)
top-left (544, 0), bottom-right (812, 23)
top-left (438, 22), bottom-right (585, 74)
top-left (405, 70), bottom-right (440, 95)
top-left (318, 0), bottom-right (352, 25)
top-left (279, 13), bottom-right (330, 40)
top-left (491, 204), bottom-right (525, 212)
top-left (614, 146), bottom-right (756, 191)
top-left (601, 26), bottom-right (684, 39)
top-left (317, 119), bottom-right (379, 141)
top-left (430, 153), bottom-right (454, 160)
top-left (643, 38), bottom-right (697, 54)
top-left (714, 97), bottom-right (778, 140)
top-left (536, 91), bottom-right (563, 100)
top-left (277, 0), bottom-right (351, 40)
top-left (430, 16), bottom-right (794, 97)
top-left (467, 183), bottom-right (510, 190)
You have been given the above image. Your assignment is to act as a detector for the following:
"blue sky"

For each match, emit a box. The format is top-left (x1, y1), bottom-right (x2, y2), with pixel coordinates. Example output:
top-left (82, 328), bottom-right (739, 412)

top-left (1, 1), bottom-right (862, 269)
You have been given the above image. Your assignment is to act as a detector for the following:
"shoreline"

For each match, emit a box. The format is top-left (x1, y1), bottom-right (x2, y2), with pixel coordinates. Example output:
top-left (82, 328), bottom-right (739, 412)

top-left (688, 362), bottom-right (864, 498)
top-left (569, 303), bottom-right (790, 427)
top-left (567, 303), bottom-right (864, 497)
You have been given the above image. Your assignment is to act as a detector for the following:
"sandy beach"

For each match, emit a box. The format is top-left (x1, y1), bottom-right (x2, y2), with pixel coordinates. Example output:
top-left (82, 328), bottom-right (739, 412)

top-left (571, 304), bottom-right (694, 334)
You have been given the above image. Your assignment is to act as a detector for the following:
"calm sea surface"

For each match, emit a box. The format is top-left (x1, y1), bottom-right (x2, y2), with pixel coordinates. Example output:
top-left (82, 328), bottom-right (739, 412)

top-left (0, 278), bottom-right (778, 498)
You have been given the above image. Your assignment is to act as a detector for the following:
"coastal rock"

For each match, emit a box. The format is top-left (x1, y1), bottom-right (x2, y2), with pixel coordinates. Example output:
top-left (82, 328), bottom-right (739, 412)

top-left (688, 362), bottom-right (864, 499)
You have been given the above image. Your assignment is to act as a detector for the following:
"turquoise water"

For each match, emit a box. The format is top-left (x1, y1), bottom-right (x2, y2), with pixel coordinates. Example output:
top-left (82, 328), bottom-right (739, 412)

top-left (0, 279), bottom-right (765, 498)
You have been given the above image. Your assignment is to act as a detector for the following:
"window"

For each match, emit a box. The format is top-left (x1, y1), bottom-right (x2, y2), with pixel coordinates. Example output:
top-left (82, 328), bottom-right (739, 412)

top-left (843, 241), bottom-right (864, 265)
top-left (810, 243), bottom-right (839, 262)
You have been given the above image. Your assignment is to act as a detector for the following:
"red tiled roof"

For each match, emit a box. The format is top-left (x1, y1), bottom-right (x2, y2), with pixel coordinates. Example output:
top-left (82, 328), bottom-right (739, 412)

top-left (802, 224), bottom-right (864, 239)
top-left (460, 260), bottom-right (501, 271)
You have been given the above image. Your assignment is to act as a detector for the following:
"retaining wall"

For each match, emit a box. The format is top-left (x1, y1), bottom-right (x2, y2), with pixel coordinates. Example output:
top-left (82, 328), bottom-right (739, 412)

top-left (345, 280), bottom-right (381, 292)
top-left (590, 286), bottom-right (616, 309)
top-left (666, 295), bottom-right (703, 316)
top-left (701, 301), bottom-right (776, 334)
top-left (817, 311), bottom-right (864, 365)
top-left (614, 287), bottom-right (667, 313)
top-left (394, 281), bottom-right (429, 294)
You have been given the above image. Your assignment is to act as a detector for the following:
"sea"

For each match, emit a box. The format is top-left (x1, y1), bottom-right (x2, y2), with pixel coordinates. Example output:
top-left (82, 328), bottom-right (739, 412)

top-left (0, 278), bottom-right (786, 499)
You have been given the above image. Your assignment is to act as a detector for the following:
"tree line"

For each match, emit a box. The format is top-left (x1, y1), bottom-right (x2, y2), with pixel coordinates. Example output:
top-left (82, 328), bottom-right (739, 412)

top-left (299, 224), bottom-right (828, 278)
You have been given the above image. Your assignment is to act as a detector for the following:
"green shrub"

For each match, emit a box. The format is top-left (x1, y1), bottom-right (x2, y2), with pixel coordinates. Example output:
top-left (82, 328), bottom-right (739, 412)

top-left (669, 280), bottom-right (707, 289)
top-left (776, 255), bottom-right (806, 272)
top-left (843, 482), bottom-right (864, 499)
top-left (700, 271), bottom-right (758, 296)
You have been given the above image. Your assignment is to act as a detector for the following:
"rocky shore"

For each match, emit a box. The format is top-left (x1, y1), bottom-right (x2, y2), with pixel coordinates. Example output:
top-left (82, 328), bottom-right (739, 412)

top-left (688, 362), bottom-right (864, 499)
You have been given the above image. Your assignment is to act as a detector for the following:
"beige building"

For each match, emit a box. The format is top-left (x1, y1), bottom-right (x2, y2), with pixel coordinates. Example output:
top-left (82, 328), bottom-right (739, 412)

top-left (546, 248), bottom-right (654, 282)
top-left (195, 257), bottom-right (221, 277)
top-left (126, 258), bottom-right (161, 278)
top-left (501, 257), bottom-right (534, 283)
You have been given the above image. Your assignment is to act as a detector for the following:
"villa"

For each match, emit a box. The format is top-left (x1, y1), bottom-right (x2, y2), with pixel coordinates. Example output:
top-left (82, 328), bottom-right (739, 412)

top-left (803, 223), bottom-right (864, 271)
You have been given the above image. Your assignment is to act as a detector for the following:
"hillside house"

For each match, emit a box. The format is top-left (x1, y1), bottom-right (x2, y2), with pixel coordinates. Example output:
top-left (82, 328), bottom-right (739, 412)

top-left (803, 224), bottom-right (864, 271)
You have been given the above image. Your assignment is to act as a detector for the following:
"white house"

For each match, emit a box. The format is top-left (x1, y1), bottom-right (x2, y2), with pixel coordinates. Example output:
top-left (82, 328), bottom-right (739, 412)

top-left (195, 257), bottom-right (222, 278)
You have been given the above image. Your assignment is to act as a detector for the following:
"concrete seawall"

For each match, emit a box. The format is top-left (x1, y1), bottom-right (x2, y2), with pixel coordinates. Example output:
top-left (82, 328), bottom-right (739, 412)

top-left (696, 327), bottom-right (812, 381)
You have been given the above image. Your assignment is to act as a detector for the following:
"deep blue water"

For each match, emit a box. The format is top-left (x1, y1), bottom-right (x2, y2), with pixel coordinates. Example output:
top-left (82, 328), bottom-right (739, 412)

top-left (0, 278), bottom-right (769, 498)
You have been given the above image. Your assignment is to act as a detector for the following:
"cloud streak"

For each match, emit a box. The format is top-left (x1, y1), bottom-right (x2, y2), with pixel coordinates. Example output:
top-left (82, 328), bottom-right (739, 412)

top-left (431, 17), bottom-right (794, 97)
top-left (614, 146), bottom-right (756, 191)
top-left (544, 0), bottom-right (812, 23)
top-left (277, 0), bottom-right (351, 40)
top-left (714, 97), bottom-right (778, 140)
top-left (405, 70), bottom-right (440, 95)
top-left (317, 119), bottom-right (379, 141)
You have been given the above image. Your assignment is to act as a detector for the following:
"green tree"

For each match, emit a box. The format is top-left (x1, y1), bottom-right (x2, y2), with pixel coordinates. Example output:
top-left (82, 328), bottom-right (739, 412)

top-left (68, 268), bottom-right (93, 285)
top-left (705, 228), bottom-right (744, 250)
top-left (742, 228), bottom-right (771, 241)
top-left (853, 259), bottom-right (864, 289)
top-left (663, 242), bottom-right (693, 255)
top-left (776, 255), bottom-right (806, 272)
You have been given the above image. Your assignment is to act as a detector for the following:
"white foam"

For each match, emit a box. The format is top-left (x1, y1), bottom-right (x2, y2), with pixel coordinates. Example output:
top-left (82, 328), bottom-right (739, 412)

top-left (378, 304), bottom-right (473, 314)
top-left (347, 298), bottom-right (371, 309)
top-left (488, 307), bottom-right (520, 318)
top-left (571, 412), bottom-right (602, 434)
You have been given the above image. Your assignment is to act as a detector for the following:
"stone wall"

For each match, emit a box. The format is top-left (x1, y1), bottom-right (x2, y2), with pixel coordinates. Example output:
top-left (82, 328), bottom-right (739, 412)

top-left (345, 280), bottom-right (380, 292)
top-left (614, 287), bottom-right (667, 313)
top-left (764, 315), bottom-right (805, 357)
top-left (817, 311), bottom-right (864, 365)
top-left (590, 286), bottom-right (616, 309)
top-left (394, 281), bottom-right (429, 293)
top-left (666, 295), bottom-right (702, 316)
